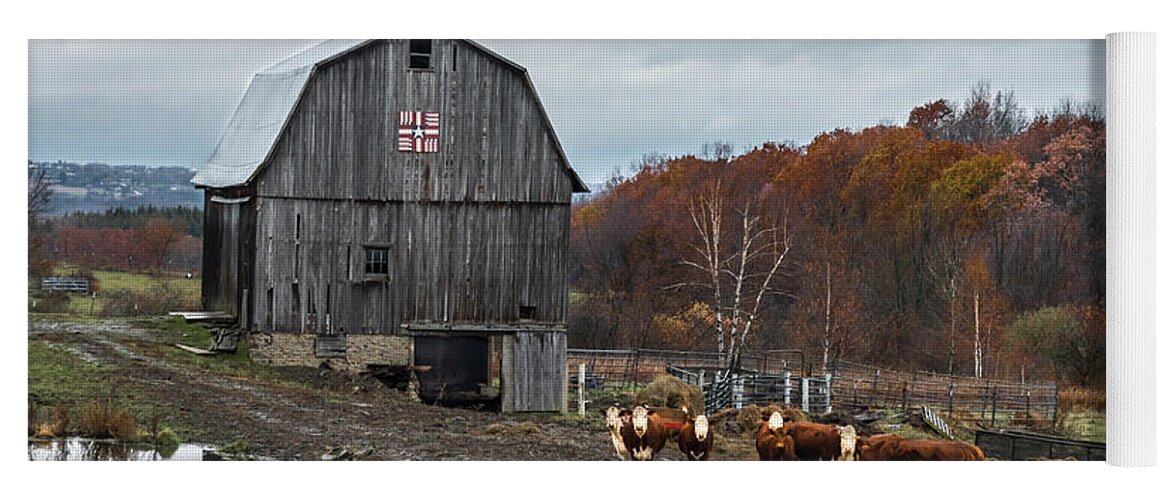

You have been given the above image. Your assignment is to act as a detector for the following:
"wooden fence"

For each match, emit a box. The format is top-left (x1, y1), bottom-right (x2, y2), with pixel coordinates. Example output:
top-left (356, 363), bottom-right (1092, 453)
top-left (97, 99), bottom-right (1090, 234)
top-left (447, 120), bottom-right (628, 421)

top-left (829, 360), bottom-right (1058, 426)
top-left (40, 277), bottom-right (90, 293)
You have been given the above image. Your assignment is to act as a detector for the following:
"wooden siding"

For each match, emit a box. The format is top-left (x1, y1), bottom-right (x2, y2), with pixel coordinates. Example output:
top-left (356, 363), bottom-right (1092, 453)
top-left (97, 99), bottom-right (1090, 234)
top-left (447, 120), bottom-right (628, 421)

top-left (254, 39), bottom-right (574, 205)
top-left (251, 197), bottom-right (570, 334)
top-left (201, 190), bottom-right (255, 317)
top-left (501, 331), bottom-right (567, 412)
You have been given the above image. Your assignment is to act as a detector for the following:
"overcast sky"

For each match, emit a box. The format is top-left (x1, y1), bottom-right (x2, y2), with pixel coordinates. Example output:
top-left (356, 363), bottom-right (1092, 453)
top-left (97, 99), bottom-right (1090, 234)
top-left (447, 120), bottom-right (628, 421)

top-left (29, 39), bottom-right (1104, 184)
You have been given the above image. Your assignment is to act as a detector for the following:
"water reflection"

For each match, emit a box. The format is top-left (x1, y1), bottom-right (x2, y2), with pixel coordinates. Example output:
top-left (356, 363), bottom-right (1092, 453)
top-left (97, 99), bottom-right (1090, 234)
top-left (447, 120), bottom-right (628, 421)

top-left (28, 438), bottom-right (205, 461)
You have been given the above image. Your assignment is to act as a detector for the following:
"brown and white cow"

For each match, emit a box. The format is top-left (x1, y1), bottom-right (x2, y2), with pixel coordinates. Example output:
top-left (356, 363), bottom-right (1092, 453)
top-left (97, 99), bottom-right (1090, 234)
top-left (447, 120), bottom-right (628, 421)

top-left (621, 405), bottom-right (669, 461)
top-left (756, 411), bottom-right (797, 461)
top-left (856, 434), bottom-right (984, 461)
top-left (836, 425), bottom-right (858, 461)
top-left (677, 410), bottom-right (713, 461)
top-left (782, 421), bottom-right (848, 461)
top-left (602, 405), bottom-right (631, 461)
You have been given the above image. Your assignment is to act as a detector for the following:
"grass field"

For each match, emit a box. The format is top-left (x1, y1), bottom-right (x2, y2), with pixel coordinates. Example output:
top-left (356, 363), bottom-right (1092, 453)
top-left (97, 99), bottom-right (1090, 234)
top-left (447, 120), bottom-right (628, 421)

top-left (46, 266), bottom-right (200, 316)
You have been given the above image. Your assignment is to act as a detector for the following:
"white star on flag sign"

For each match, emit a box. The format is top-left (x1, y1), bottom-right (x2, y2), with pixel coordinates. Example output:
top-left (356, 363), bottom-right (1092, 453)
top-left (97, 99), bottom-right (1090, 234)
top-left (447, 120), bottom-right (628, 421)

top-left (398, 111), bottom-right (440, 152)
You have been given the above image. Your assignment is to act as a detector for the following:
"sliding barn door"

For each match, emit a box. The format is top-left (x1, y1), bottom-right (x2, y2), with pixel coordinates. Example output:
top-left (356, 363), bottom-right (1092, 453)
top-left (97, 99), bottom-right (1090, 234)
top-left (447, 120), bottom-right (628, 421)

top-left (501, 331), bottom-right (567, 413)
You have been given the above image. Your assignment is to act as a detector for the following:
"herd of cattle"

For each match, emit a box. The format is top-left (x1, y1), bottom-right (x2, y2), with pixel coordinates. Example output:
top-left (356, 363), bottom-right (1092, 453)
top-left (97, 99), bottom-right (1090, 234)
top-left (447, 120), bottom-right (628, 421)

top-left (603, 405), bottom-right (986, 461)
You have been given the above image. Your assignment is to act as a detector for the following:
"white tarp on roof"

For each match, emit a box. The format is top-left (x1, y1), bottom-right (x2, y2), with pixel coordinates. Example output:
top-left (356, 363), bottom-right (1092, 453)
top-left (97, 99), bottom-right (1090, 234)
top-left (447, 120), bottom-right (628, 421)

top-left (192, 40), bottom-right (367, 188)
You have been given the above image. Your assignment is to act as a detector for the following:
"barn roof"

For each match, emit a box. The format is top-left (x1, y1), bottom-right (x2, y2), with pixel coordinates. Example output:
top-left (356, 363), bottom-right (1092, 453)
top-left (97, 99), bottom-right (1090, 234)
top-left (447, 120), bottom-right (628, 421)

top-left (192, 39), bottom-right (588, 193)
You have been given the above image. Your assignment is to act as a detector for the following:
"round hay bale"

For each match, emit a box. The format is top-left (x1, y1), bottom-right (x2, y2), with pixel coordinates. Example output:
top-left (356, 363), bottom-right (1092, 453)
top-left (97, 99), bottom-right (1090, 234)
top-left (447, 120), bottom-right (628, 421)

top-left (634, 375), bottom-right (704, 415)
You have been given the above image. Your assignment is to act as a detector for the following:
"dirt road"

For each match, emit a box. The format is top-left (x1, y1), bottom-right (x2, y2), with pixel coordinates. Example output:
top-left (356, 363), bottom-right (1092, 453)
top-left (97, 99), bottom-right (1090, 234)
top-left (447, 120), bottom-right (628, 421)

top-left (29, 317), bottom-right (625, 460)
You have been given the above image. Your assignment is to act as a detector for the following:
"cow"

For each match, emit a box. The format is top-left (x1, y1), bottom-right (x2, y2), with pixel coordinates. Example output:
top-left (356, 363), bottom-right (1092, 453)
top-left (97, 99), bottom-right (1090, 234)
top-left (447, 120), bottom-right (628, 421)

top-left (602, 405), bottom-right (631, 461)
top-left (755, 411), bottom-right (797, 461)
top-left (782, 421), bottom-right (847, 461)
top-left (836, 425), bottom-right (858, 461)
top-left (856, 434), bottom-right (984, 461)
top-left (621, 405), bottom-right (669, 461)
top-left (677, 410), bottom-right (713, 461)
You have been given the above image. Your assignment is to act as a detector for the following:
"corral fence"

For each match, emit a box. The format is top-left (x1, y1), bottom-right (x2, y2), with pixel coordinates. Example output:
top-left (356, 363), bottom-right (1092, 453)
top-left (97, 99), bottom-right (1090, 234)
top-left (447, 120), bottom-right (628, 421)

top-left (829, 359), bottom-right (1059, 427)
top-left (566, 348), bottom-right (820, 415)
top-left (566, 348), bottom-right (1059, 427)
top-left (567, 348), bottom-right (806, 390)
top-left (668, 365), bottom-right (831, 415)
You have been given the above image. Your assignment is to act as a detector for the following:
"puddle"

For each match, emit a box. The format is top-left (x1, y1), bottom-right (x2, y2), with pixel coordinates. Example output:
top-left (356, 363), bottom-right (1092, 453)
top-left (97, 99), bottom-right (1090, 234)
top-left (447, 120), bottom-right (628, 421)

top-left (28, 437), bottom-right (208, 461)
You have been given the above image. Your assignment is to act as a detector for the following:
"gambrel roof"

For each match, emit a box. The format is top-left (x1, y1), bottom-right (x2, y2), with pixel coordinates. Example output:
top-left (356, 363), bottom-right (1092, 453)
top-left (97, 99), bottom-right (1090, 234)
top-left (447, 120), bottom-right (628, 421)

top-left (192, 39), bottom-right (587, 192)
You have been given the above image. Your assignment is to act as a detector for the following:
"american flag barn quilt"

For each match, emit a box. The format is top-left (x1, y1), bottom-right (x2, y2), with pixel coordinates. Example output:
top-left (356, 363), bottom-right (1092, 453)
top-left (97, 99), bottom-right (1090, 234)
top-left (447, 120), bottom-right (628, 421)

top-left (398, 111), bottom-right (441, 153)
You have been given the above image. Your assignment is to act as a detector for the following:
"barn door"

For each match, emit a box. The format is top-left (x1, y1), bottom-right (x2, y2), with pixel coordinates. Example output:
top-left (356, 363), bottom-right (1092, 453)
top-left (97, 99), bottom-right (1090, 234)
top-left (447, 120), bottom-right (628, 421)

top-left (413, 336), bottom-right (490, 404)
top-left (501, 331), bottom-right (567, 413)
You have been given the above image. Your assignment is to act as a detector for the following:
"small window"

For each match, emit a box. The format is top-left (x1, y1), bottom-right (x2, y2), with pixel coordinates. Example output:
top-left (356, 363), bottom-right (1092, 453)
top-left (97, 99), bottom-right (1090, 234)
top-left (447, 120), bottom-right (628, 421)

top-left (409, 39), bottom-right (432, 70)
top-left (364, 246), bottom-right (389, 275)
top-left (519, 304), bottom-right (536, 320)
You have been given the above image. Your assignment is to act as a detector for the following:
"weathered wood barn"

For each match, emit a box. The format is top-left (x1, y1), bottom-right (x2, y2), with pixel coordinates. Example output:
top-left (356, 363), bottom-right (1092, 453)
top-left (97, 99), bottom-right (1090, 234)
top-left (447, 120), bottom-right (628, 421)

top-left (192, 39), bottom-right (587, 412)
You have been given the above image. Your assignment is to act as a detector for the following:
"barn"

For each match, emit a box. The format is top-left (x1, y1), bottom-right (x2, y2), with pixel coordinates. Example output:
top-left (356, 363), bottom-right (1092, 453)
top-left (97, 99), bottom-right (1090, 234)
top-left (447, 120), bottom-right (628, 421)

top-left (192, 39), bottom-right (587, 412)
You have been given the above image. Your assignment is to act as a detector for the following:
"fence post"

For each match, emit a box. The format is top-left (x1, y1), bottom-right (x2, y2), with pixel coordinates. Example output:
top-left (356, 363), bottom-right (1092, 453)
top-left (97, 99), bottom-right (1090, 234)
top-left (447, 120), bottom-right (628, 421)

top-left (1025, 390), bottom-right (1032, 427)
top-left (947, 383), bottom-right (955, 417)
top-left (901, 381), bottom-right (909, 411)
top-left (824, 373), bottom-right (833, 413)
top-left (783, 371), bottom-right (792, 406)
top-left (1051, 383), bottom-right (1059, 428)
top-left (801, 377), bottom-right (810, 413)
top-left (990, 387), bottom-right (998, 426)
top-left (910, 372), bottom-right (917, 407)
top-left (578, 364), bottom-right (586, 416)
top-left (733, 375), bottom-right (745, 410)
top-left (871, 369), bottom-right (881, 407)
top-left (982, 380), bottom-right (991, 420)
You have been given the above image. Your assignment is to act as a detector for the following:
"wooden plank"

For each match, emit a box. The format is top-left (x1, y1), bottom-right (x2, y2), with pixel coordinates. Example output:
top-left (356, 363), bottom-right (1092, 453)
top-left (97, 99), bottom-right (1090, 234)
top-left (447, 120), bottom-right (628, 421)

top-left (168, 311), bottom-right (234, 322)
top-left (175, 343), bottom-right (215, 356)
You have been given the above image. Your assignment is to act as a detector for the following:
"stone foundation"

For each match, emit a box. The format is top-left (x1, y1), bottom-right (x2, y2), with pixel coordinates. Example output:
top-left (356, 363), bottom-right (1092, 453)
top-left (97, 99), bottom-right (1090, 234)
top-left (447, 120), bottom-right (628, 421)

top-left (250, 331), bottom-right (412, 371)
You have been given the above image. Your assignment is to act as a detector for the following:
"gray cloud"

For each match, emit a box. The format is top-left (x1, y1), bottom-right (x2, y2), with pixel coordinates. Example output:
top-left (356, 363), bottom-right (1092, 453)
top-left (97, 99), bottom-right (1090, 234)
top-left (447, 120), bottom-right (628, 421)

top-left (30, 39), bottom-right (1104, 183)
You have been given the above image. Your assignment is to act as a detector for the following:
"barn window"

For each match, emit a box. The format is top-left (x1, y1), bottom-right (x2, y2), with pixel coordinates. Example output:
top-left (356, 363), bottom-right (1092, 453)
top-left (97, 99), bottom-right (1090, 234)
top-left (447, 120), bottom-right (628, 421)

top-left (364, 246), bottom-right (389, 276)
top-left (519, 304), bottom-right (536, 320)
top-left (408, 39), bottom-right (432, 70)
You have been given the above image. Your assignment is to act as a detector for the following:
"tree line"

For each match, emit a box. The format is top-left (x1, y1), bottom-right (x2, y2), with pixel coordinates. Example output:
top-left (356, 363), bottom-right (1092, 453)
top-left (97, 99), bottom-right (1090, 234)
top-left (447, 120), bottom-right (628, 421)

top-left (28, 200), bottom-right (204, 275)
top-left (569, 85), bottom-right (1105, 387)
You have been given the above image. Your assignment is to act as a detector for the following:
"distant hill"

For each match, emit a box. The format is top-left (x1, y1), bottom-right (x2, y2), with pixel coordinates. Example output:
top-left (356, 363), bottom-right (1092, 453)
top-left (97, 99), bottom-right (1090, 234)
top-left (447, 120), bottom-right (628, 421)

top-left (28, 161), bottom-right (203, 216)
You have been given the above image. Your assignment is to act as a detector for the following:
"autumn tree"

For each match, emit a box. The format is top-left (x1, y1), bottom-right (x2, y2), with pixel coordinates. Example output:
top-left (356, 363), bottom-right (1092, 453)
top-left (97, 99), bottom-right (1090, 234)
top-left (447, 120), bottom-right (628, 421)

top-left (926, 154), bottom-right (1013, 374)
top-left (139, 217), bottom-right (185, 271)
top-left (907, 99), bottom-right (955, 140)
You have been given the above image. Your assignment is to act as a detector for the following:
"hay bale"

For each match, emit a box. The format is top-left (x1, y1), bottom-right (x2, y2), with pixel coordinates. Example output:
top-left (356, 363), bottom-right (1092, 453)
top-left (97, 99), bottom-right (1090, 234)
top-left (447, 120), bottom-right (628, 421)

top-left (635, 375), bottom-right (704, 414)
top-left (512, 421), bottom-right (544, 436)
top-left (708, 407), bottom-right (746, 435)
top-left (484, 423), bottom-right (511, 435)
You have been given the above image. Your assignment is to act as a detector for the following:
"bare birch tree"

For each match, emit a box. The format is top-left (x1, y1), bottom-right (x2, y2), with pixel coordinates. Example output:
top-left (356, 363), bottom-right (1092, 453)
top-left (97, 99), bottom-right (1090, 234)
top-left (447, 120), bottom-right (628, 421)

top-left (674, 181), bottom-right (792, 371)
